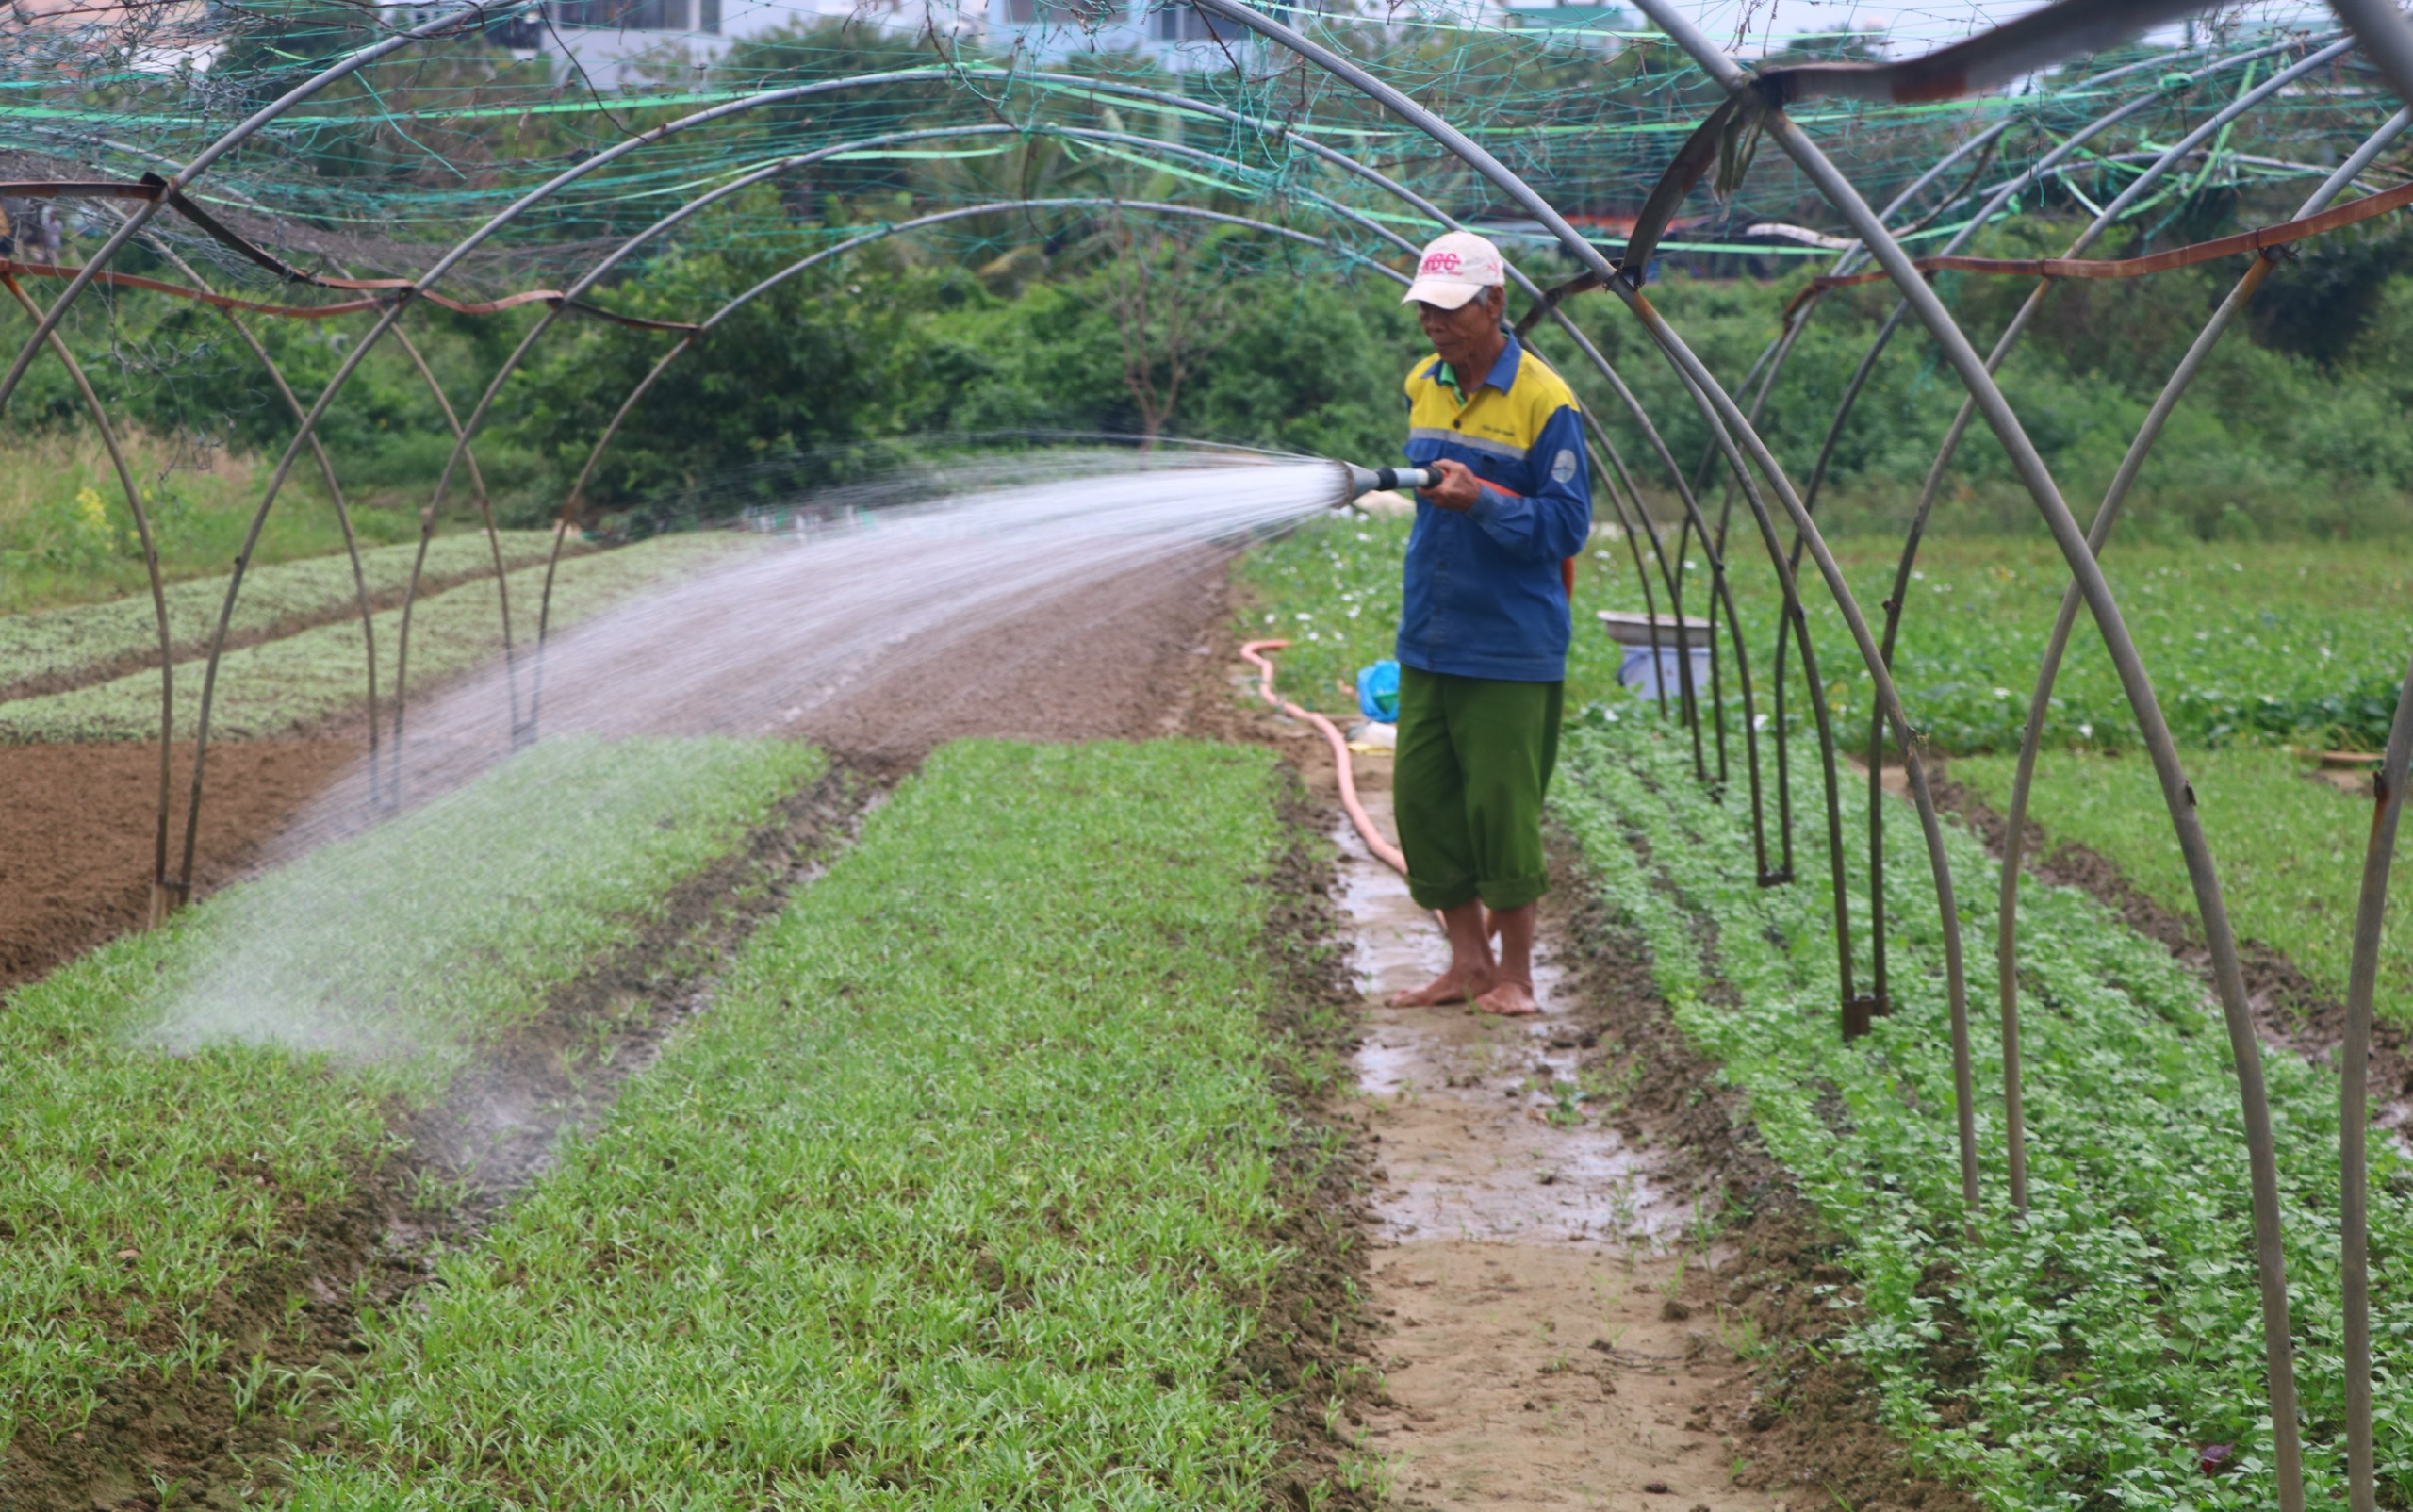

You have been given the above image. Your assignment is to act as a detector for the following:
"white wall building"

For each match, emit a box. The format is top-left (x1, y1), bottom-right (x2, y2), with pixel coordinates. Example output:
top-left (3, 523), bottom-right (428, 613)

top-left (525, 0), bottom-right (1620, 90)
top-left (533, 0), bottom-right (983, 90)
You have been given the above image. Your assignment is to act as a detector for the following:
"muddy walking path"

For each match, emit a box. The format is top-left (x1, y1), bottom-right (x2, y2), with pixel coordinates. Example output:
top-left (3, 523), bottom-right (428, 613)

top-left (1318, 766), bottom-right (1785, 1511)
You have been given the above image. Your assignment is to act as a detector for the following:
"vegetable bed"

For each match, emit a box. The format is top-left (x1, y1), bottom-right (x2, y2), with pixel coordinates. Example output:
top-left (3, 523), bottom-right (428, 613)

top-left (286, 739), bottom-right (1330, 1508)
top-left (1954, 746), bottom-right (2413, 1022)
top-left (1553, 715), bottom-right (2413, 1509)
top-left (0, 534), bottom-right (748, 744)
top-left (0, 735), bottom-right (821, 1452)
top-left (0, 532), bottom-right (564, 703)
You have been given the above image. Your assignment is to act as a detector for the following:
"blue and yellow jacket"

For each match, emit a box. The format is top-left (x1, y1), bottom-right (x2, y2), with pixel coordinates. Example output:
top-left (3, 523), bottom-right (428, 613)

top-left (1398, 334), bottom-right (1592, 682)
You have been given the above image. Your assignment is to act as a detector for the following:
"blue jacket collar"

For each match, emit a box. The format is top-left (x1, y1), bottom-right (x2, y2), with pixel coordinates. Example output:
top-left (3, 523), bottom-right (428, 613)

top-left (1423, 333), bottom-right (1524, 396)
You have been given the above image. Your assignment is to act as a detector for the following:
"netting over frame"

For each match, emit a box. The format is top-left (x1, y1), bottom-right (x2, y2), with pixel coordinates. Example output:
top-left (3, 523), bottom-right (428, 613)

top-left (3, 0), bottom-right (2397, 305)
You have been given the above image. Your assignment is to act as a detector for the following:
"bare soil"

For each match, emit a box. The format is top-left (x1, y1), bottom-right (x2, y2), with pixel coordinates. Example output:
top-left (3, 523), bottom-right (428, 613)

top-left (1, 538), bottom-right (1978, 1509)
top-left (1544, 829), bottom-right (1979, 1512)
top-left (1335, 781), bottom-right (1774, 1510)
top-left (0, 551), bottom-right (1230, 997)
top-left (0, 739), bottom-right (362, 994)
top-left (1300, 760), bottom-right (1966, 1511)
top-left (783, 549), bottom-right (1233, 754)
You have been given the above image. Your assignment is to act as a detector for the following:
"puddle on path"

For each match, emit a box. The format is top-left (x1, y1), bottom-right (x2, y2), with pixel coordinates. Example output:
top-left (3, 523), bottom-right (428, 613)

top-left (1334, 775), bottom-right (1784, 1511)
top-left (1340, 794), bottom-right (1681, 1247)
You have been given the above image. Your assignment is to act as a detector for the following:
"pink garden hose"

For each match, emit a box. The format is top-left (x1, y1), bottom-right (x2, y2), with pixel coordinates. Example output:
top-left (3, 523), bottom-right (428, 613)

top-left (1240, 639), bottom-right (1408, 876)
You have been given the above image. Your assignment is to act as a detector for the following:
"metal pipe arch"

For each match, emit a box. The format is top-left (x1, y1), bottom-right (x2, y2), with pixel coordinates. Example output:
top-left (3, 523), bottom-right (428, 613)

top-left (1983, 116), bottom-right (2413, 1474)
top-left (1853, 29), bottom-right (2358, 1201)
top-left (2339, 649), bottom-right (2413, 1512)
top-left (85, 191), bottom-right (388, 814)
top-left (123, 228), bottom-right (394, 863)
top-left (120, 67), bottom-right (1068, 805)
top-left (1805, 27), bottom-right (2352, 1075)
top-left (1751, 41), bottom-right (2315, 880)
top-left (0, 274), bottom-right (179, 923)
top-left (0, 0), bottom-right (520, 414)
top-left (1629, 5), bottom-right (2334, 1501)
top-left (511, 193), bottom-right (1420, 738)
top-left (297, 80), bottom-right (1726, 799)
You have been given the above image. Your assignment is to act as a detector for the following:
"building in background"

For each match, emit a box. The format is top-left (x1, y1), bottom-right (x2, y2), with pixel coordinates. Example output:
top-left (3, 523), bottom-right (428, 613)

top-left (535, 0), bottom-right (982, 90)
top-left (518, 0), bottom-right (1624, 88)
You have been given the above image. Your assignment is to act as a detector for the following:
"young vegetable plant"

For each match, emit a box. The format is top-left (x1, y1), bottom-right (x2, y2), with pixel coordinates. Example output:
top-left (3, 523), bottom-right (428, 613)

top-left (0, 734), bottom-right (821, 1452)
top-left (287, 740), bottom-right (1338, 1508)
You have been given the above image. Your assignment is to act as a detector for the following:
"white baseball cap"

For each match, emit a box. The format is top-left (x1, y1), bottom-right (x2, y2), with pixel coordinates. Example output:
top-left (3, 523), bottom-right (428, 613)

top-left (1402, 230), bottom-right (1506, 309)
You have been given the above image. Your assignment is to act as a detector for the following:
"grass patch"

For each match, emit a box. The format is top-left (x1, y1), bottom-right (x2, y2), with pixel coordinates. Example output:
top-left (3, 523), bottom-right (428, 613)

top-left (0, 430), bottom-right (431, 615)
top-left (0, 735), bottom-right (821, 1452)
top-left (286, 739), bottom-right (1340, 1508)
top-left (0, 533), bottom-right (748, 743)
top-left (1553, 715), bottom-right (2413, 1509)
top-left (0, 532), bottom-right (563, 701)
top-left (1237, 517), bottom-right (2411, 753)
top-left (1952, 746), bottom-right (2413, 1020)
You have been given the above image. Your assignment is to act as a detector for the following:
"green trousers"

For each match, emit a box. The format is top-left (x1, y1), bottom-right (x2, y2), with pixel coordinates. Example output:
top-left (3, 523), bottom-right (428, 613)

top-left (1393, 665), bottom-right (1563, 912)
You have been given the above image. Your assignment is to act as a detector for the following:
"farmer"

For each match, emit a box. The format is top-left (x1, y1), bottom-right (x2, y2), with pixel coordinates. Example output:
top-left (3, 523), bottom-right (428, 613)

top-left (1388, 230), bottom-right (1591, 1017)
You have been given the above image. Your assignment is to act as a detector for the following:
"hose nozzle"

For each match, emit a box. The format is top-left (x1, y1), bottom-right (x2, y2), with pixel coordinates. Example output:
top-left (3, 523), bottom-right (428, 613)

top-left (1341, 462), bottom-right (1436, 503)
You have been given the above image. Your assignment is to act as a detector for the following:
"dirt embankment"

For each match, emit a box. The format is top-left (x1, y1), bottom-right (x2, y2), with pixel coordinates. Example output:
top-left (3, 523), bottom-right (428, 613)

top-left (1249, 771), bottom-right (1385, 1510)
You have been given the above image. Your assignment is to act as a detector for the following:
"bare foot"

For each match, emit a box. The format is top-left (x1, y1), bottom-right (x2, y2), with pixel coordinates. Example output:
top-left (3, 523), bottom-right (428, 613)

top-left (1390, 968), bottom-right (1492, 1008)
top-left (1473, 978), bottom-right (1541, 1016)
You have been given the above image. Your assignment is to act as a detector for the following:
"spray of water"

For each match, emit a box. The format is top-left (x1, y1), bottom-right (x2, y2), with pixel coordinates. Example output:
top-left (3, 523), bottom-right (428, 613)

top-left (149, 456), bottom-right (1346, 1060)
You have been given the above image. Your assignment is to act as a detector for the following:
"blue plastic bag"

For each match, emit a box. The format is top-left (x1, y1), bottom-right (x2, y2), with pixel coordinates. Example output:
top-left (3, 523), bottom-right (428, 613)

top-left (1356, 659), bottom-right (1401, 722)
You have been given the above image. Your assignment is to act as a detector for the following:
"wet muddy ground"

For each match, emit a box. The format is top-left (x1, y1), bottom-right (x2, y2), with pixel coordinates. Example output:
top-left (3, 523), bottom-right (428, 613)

top-left (1332, 779), bottom-right (1784, 1510)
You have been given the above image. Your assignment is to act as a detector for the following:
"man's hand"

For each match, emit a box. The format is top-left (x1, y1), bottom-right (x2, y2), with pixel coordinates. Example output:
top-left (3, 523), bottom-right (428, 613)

top-left (1424, 457), bottom-right (1483, 512)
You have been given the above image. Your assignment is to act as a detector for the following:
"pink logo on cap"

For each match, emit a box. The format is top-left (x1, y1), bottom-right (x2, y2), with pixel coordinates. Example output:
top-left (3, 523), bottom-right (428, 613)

top-left (1402, 230), bottom-right (1505, 309)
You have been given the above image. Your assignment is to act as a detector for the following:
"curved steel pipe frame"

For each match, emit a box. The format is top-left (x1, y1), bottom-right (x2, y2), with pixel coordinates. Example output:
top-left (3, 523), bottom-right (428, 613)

top-left (1628, 5), bottom-right (2337, 1503)
top-left (2340, 657), bottom-right (2413, 1512)
top-left (1833, 29), bottom-right (2364, 1200)
top-left (0, 0), bottom-right (517, 413)
top-left (125, 226), bottom-right (391, 845)
top-left (53, 205), bottom-right (387, 899)
top-left (22, 16), bottom-right (2405, 1503)
top-left (1984, 111), bottom-right (2411, 1507)
top-left (2, 274), bottom-right (177, 923)
top-left (87, 168), bottom-right (394, 820)
top-left (1753, 39), bottom-right (2314, 1014)
top-left (171, 291), bottom-right (519, 881)
top-left (387, 317), bottom-right (517, 734)
top-left (1991, 102), bottom-right (2412, 1208)
top-left (75, 68), bottom-right (1020, 809)
top-left (1859, 33), bottom-right (2358, 1208)
top-left (391, 84), bottom-right (1746, 809)
top-left (41, 52), bottom-right (1755, 912)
